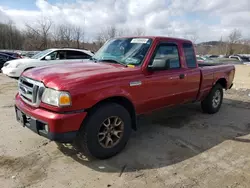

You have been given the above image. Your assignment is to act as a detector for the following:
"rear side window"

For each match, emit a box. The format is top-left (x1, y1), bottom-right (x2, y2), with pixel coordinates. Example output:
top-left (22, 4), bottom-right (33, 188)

top-left (183, 43), bottom-right (196, 68)
top-left (66, 51), bottom-right (91, 59)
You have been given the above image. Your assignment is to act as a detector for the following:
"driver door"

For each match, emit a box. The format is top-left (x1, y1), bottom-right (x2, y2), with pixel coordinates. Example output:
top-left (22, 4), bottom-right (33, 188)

top-left (140, 42), bottom-right (185, 112)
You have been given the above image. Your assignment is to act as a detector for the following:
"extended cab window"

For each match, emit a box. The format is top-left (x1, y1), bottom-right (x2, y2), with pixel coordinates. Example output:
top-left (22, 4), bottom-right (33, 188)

top-left (150, 43), bottom-right (180, 70)
top-left (66, 51), bottom-right (91, 59)
top-left (183, 43), bottom-right (196, 68)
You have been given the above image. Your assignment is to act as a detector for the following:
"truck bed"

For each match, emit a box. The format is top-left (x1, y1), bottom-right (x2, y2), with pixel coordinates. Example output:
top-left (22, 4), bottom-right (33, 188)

top-left (198, 63), bottom-right (235, 101)
top-left (198, 62), bottom-right (223, 67)
top-left (198, 61), bottom-right (242, 67)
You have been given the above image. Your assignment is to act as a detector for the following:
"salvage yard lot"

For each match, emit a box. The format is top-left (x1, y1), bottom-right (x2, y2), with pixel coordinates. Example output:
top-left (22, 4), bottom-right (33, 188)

top-left (1, 65), bottom-right (250, 188)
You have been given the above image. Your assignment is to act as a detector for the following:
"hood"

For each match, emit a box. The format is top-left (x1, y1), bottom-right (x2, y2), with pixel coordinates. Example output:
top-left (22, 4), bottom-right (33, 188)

top-left (6, 58), bottom-right (37, 67)
top-left (22, 61), bottom-right (138, 90)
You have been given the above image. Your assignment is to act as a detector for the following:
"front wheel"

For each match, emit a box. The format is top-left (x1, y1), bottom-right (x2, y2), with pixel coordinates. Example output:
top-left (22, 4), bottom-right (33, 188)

top-left (201, 84), bottom-right (223, 114)
top-left (75, 103), bottom-right (132, 159)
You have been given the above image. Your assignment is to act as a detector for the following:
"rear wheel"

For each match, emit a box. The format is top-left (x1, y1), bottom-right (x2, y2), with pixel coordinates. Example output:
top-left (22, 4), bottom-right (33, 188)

top-left (75, 103), bottom-right (132, 159)
top-left (201, 84), bottom-right (223, 114)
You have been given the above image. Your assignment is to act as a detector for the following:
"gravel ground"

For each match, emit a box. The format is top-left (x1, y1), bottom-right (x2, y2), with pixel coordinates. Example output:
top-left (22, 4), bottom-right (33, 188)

top-left (1, 67), bottom-right (250, 188)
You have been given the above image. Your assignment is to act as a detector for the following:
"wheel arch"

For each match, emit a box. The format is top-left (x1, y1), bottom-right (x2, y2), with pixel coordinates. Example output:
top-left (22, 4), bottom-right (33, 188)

top-left (215, 78), bottom-right (227, 89)
top-left (86, 96), bottom-right (137, 131)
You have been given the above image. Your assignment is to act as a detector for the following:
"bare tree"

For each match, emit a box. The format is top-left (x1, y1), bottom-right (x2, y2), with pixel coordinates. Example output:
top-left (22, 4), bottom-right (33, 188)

top-left (72, 26), bottom-right (84, 48)
top-left (116, 27), bottom-right (145, 37)
top-left (53, 24), bottom-right (74, 47)
top-left (61, 25), bottom-right (72, 47)
top-left (94, 26), bottom-right (147, 50)
top-left (25, 16), bottom-right (53, 49)
top-left (227, 29), bottom-right (242, 55)
top-left (2, 19), bottom-right (249, 56)
top-left (0, 21), bottom-right (23, 50)
top-left (102, 25), bottom-right (117, 40)
top-left (51, 25), bottom-right (61, 48)
top-left (228, 29), bottom-right (242, 44)
top-left (95, 25), bottom-right (117, 48)
top-left (189, 32), bottom-right (199, 44)
top-left (131, 27), bottom-right (145, 36)
top-left (218, 36), bottom-right (226, 55)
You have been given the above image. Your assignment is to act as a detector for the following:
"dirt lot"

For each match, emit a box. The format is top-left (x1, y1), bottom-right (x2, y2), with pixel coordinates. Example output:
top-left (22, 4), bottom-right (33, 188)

top-left (1, 65), bottom-right (250, 188)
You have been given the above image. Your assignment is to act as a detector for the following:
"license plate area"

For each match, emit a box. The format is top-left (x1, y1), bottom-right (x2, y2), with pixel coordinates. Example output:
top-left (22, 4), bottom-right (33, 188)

top-left (15, 106), bottom-right (45, 134)
top-left (15, 107), bottom-right (27, 127)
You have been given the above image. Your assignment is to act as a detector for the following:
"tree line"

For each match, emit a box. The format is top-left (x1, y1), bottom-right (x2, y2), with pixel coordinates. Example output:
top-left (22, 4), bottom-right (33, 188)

top-left (0, 17), bottom-right (145, 52)
top-left (0, 17), bottom-right (249, 55)
top-left (196, 29), bottom-right (250, 55)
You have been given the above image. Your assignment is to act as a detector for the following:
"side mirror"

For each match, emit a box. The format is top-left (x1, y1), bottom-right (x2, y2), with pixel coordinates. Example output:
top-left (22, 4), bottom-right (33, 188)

top-left (147, 59), bottom-right (169, 71)
top-left (45, 55), bottom-right (51, 60)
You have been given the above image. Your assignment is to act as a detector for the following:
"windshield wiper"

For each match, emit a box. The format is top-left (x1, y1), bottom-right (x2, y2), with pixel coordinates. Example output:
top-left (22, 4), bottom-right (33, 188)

top-left (101, 59), bottom-right (127, 67)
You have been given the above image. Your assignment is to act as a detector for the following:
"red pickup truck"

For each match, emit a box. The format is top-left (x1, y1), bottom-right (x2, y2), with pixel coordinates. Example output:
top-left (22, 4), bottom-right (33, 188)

top-left (15, 36), bottom-right (235, 159)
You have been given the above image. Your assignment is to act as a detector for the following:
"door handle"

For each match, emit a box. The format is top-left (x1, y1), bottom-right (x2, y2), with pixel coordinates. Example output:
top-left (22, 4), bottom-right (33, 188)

top-left (179, 74), bottom-right (185, 79)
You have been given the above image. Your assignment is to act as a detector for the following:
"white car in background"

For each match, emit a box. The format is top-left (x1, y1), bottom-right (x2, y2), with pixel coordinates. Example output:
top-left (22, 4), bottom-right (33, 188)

top-left (229, 55), bottom-right (250, 65)
top-left (1, 48), bottom-right (94, 78)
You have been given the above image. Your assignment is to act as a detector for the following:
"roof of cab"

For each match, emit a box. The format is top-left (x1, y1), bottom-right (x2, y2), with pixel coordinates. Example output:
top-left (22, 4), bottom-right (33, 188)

top-left (115, 36), bottom-right (193, 43)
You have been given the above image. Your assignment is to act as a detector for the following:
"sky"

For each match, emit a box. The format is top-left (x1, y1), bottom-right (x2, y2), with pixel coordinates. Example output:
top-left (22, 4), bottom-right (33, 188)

top-left (0, 0), bottom-right (249, 42)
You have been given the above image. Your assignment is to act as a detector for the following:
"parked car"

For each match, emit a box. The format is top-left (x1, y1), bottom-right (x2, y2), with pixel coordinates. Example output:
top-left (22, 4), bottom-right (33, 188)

top-left (1, 48), bottom-right (94, 78)
top-left (0, 51), bottom-right (22, 59)
top-left (197, 56), bottom-right (214, 63)
top-left (197, 56), bottom-right (205, 63)
top-left (15, 36), bottom-right (235, 159)
top-left (207, 55), bottom-right (219, 58)
top-left (20, 51), bottom-right (41, 58)
top-left (229, 55), bottom-right (250, 65)
top-left (0, 52), bottom-right (17, 70)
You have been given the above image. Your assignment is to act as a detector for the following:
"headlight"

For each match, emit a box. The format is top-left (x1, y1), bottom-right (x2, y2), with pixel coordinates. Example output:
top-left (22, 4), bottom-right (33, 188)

top-left (7, 63), bottom-right (21, 68)
top-left (41, 88), bottom-right (71, 107)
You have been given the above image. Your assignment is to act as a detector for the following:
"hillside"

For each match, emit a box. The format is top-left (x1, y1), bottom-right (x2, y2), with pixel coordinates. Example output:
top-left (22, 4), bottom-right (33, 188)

top-left (195, 40), bottom-right (250, 55)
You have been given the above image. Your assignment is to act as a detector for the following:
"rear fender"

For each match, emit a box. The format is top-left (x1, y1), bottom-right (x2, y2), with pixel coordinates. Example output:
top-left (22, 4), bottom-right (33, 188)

top-left (213, 76), bottom-right (227, 87)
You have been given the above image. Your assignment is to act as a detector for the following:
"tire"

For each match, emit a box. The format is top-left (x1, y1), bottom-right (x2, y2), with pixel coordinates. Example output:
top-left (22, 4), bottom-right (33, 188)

top-left (201, 83), bottom-right (223, 114)
top-left (75, 103), bottom-right (132, 159)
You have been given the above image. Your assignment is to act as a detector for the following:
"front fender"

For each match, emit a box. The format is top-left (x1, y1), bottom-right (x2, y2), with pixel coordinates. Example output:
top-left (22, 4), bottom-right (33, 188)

top-left (79, 86), bottom-right (134, 109)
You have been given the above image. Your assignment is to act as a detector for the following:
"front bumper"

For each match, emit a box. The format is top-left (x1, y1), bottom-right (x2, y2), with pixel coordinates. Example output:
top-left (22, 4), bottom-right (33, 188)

top-left (15, 94), bottom-right (87, 142)
top-left (1, 67), bottom-right (21, 77)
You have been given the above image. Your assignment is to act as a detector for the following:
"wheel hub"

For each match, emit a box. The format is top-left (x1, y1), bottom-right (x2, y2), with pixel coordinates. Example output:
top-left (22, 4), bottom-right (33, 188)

top-left (98, 116), bottom-right (124, 148)
top-left (212, 90), bottom-right (221, 108)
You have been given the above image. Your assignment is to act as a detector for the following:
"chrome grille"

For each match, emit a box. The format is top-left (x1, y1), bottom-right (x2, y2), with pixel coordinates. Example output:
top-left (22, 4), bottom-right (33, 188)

top-left (18, 76), bottom-right (45, 107)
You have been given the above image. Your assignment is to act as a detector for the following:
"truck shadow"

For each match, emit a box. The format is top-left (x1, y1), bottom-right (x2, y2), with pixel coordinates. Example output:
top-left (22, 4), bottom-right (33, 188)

top-left (57, 98), bottom-right (250, 173)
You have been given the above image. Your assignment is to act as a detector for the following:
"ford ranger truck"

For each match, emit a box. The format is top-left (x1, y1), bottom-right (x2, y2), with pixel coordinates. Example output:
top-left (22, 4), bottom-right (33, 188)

top-left (15, 36), bottom-right (235, 159)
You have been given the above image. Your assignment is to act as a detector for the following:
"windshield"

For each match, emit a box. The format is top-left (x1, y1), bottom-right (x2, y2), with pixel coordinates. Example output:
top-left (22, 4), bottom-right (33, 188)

top-left (31, 49), bottom-right (53, 59)
top-left (92, 37), bottom-right (152, 66)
